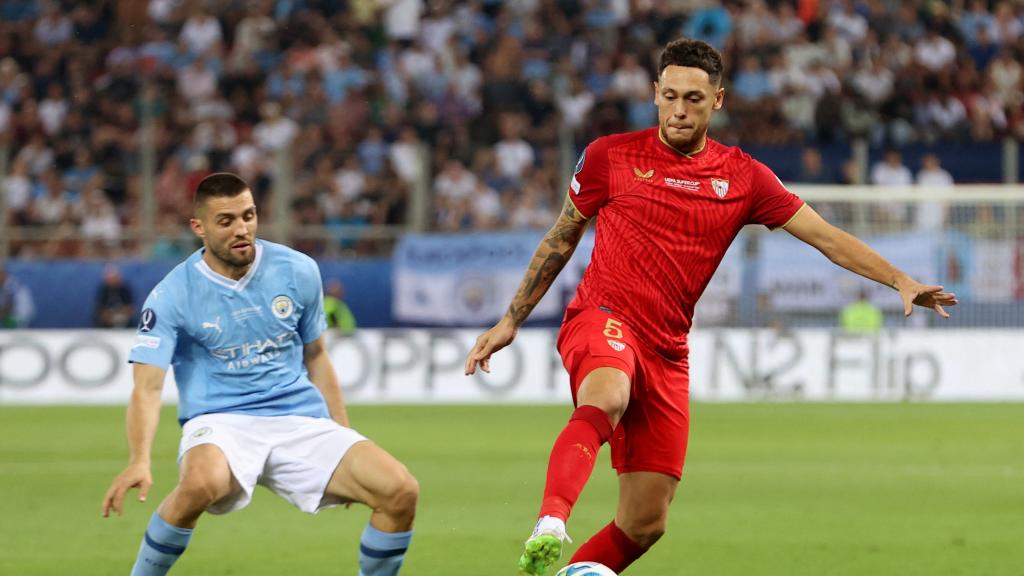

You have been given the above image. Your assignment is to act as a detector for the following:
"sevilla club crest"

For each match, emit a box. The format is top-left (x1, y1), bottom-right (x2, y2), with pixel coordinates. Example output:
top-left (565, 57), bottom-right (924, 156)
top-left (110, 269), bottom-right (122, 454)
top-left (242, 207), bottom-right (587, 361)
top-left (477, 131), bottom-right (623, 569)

top-left (711, 178), bottom-right (729, 198)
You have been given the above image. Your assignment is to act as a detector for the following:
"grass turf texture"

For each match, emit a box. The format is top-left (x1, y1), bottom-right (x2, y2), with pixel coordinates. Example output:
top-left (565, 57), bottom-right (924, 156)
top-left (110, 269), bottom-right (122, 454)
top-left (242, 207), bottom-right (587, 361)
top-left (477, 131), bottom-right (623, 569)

top-left (1, 404), bottom-right (1021, 575)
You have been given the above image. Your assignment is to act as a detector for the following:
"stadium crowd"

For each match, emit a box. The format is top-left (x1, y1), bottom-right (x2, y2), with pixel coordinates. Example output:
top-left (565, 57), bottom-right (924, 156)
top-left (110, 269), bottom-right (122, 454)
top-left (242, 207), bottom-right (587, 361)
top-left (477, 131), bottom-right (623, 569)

top-left (0, 0), bottom-right (1022, 258)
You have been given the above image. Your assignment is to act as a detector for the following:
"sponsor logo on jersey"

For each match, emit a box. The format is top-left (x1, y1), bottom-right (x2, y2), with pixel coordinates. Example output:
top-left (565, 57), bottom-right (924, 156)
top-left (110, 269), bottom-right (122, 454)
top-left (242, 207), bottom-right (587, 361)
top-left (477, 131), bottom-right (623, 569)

top-left (209, 331), bottom-right (293, 370)
top-left (711, 178), bottom-right (730, 198)
top-left (231, 306), bottom-right (262, 322)
top-left (202, 316), bottom-right (222, 334)
top-left (607, 339), bottom-right (626, 352)
top-left (271, 295), bottom-right (294, 319)
top-left (570, 149), bottom-right (586, 195)
top-left (664, 177), bottom-right (701, 191)
top-left (139, 308), bottom-right (157, 332)
top-left (633, 167), bottom-right (655, 181)
top-left (132, 334), bottom-right (162, 349)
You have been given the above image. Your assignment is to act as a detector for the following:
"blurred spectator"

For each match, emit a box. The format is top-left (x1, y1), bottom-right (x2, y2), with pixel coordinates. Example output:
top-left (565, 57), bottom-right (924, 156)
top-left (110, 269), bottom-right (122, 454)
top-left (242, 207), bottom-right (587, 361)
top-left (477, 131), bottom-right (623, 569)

top-left (2, 157), bottom-right (33, 225)
top-left (914, 28), bottom-right (956, 73)
top-left (253, 101), bottom-right (298, 152)
top-left (988, 50), bottom-right (1023, 107)
top-left (179, 6), bottom-right (223, 57)
top-left (557, 76), bottom-right (597, 133)
top-left (80, 183), bottom-right (123, 257)
top-left (851, 57), bottom-right (893, 107)
top-left (30, 168), bottom-right (74, 226)
top-left (839, 288), bottom-right (883, 334)
top-left (389, 127), bottom-right (424, 185)
top-left (94, 264), bottom-right (134, 328)
top-left (434, 158), bottom-right (477, 223)
top-left (684, 4), bottom-right (731, 49)
top-left (493, 114), bottom-right (535, 181)
top-left (732, 56), bottom-right (776, 102)
top-left (384, 0), bottom-right (425, 42)
top-left (829, 0), bottom-right (868, 44)
top-left (795, 148), bottom-right (834, 184)
top-left (916, 154), bottom-right (955, 188)
top-left (34, 2), bottom-right (73, 46)
top-left (915, 154), bottom-right (953, 231)
top-left (323, 279), bottom-right (357, 335)
top-left (871, 150), bottom-right (913, 186)
top-left (0, 265), bottom-right (35, 328)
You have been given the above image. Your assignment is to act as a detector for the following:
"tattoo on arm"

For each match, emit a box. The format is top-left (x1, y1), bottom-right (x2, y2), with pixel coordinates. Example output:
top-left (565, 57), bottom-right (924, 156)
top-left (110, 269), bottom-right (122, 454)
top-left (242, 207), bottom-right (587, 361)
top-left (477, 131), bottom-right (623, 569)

top-left (506, 196), bottom-right (588, 326)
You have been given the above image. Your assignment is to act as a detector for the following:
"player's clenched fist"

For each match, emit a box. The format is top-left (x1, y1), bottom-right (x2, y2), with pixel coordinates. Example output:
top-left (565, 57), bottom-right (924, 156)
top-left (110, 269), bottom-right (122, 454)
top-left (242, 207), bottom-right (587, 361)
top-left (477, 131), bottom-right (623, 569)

top-left (102, 463), bottom-right (152, 517)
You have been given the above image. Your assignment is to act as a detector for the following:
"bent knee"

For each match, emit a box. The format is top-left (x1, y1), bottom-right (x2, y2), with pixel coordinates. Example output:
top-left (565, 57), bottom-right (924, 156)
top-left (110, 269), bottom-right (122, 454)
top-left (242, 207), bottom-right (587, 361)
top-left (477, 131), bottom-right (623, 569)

top-left (619, 515), bottom-right (667, 549)
top-left (381, 470), bottom-right (419, 516)
top-left (177, 475), bottom-right (232, 509)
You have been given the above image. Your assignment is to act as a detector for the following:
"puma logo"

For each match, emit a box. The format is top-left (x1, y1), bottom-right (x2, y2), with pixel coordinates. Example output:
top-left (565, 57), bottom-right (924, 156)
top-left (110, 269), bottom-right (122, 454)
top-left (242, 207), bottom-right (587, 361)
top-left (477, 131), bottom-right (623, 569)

top-left (202, 317), bottom-right (222, 334)
top-left (633, 167), bottom-right (654, 180)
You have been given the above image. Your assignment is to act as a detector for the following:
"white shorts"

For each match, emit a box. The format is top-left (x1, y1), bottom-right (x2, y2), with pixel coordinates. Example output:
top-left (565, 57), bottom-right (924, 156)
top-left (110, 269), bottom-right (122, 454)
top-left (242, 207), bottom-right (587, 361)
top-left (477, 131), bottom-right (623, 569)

top-left (179, 413), bottom-right (367, 515)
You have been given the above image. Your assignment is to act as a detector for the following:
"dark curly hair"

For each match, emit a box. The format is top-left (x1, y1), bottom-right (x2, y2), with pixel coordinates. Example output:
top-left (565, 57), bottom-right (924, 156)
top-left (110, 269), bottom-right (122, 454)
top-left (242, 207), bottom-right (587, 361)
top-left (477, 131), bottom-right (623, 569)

top-left (658, 38), bottom-right (724, 85)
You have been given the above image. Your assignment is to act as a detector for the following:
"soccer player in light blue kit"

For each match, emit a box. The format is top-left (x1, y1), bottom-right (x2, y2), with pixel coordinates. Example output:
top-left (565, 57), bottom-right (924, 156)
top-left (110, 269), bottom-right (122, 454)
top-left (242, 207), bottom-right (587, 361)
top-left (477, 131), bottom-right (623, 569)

top-left (101, 173), bottom-right (417, 575)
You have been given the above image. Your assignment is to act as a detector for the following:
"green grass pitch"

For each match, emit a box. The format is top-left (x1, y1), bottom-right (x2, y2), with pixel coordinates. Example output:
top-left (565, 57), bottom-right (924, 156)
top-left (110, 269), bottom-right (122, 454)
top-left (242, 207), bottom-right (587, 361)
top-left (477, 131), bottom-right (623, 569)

top-left (1, 403), bottom-right (1022, 575)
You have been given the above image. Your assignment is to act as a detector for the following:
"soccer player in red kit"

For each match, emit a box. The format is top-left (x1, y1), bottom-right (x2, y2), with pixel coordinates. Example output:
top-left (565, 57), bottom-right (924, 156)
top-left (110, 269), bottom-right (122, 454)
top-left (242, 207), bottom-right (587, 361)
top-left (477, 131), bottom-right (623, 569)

top-left (464, 39), bottom-right (957, 575)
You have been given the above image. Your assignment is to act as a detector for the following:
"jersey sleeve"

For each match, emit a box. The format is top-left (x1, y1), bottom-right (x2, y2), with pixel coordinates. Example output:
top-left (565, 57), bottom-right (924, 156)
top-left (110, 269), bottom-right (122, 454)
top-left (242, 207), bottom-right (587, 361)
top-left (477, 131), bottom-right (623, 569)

top-left (567, 137), bottom-right (611, 218)
top-left (128, 281), bottom-right (181, 369)
top-left (747, 159), bottom-right (805, 229)
top-left (296, 256), bottom-right (327, 344)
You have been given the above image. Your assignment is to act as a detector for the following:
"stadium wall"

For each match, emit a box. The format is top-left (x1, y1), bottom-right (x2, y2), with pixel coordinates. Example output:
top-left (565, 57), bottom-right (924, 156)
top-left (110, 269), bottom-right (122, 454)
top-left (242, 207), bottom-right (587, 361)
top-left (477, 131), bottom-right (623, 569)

top-left (6, 259), bottom-right (395, 328)
top-left (2, 329), bottom-right (1021, 405)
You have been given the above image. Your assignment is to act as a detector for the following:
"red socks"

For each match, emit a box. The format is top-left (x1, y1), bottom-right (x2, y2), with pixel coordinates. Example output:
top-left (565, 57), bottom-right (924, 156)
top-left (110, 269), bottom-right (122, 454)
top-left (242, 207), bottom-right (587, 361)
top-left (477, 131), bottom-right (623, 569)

top-left (538, 405), bottom-right (613, 521)
top-left (569, 520), bottom-right (647, 572)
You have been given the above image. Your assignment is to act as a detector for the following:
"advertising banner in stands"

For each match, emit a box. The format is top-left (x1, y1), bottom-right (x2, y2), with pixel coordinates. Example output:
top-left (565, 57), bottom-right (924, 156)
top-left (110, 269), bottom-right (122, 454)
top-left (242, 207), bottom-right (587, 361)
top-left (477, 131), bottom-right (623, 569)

top-left (392, 231), bottom-right (575, 325)
top-left (392, 231), bottom-right (743, 326)
top-left (758, 231), bottom-right (939, 311)
top-left (3, 329), bottom-right (1024, 404)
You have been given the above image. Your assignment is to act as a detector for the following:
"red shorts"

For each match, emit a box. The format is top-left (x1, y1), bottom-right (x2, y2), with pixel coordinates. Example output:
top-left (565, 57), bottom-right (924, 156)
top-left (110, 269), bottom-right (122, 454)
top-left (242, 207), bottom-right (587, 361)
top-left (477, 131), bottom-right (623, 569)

top-left (557, 307), bottom-right (690, 480)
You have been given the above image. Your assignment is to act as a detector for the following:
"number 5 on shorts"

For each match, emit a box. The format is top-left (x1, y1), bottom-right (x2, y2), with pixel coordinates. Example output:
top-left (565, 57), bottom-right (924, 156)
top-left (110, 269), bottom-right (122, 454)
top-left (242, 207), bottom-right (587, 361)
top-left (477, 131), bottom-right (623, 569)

top-left (603, 318), bottom-right (623, 339)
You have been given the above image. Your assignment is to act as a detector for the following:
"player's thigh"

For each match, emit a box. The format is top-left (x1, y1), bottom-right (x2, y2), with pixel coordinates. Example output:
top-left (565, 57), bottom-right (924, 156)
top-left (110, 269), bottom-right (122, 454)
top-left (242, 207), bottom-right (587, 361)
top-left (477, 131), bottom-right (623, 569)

top-left (616, 471), bottom-right (678, 530)
top-left (611, 349), bottom-right (690, 478)
top-left (576, 367), bottom-right (631, 423)
top-left (559, 308), bottom-right (639, 421)
top-left (323, 441), bottom-right (417, 509)
top-left (176, 443), bottom-right (241, 504)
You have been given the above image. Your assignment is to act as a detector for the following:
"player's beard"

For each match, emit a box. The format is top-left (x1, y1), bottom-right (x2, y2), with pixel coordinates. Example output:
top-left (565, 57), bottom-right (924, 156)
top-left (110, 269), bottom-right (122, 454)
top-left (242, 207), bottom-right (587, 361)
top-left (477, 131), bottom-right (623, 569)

top-left (210, 240), bottom-right (256, 270)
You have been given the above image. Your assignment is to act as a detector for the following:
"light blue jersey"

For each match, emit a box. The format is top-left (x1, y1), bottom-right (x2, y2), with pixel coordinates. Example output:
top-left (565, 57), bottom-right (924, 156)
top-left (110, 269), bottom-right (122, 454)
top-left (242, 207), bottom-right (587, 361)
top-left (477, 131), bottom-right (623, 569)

top-left (129, 240), bottom-right (329, 425)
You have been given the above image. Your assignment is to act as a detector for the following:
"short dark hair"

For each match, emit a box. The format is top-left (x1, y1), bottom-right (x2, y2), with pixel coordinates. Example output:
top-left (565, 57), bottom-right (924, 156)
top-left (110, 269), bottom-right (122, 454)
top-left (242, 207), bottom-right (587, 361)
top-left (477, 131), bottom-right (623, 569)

top-left (194, 172), bottom-right (251, 210)
top-left (658, 38), bottom-right (724, 85)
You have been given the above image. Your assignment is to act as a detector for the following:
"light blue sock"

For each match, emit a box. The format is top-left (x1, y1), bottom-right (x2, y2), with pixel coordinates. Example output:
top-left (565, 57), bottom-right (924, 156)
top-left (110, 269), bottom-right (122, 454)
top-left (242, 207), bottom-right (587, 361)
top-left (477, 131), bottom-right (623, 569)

top-left (358, 523), bottom-right (413, 576)
top-left (130, 512), bottom-right (192, 575)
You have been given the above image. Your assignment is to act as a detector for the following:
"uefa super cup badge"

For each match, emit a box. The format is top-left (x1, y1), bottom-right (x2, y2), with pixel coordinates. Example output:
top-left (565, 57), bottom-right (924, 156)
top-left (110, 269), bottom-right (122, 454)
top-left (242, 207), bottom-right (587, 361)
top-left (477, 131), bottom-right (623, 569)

top-left (271, 295), bottom-right (294, 319)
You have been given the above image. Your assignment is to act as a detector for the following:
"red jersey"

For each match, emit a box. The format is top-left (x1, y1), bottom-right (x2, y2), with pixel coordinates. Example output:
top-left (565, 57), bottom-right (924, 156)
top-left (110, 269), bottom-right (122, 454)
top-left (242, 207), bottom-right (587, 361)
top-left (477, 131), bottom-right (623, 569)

top-left (566, 128), bottom-right (804, 360)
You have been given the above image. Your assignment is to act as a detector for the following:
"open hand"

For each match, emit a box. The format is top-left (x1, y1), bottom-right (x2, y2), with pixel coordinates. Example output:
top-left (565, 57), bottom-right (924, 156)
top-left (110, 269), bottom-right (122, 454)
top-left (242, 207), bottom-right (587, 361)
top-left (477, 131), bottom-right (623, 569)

top-left (102, 463), bottom-right (152, 517)
top-left (896, 279), bottom-right (958, 318)
top-left (464, 317), bottom-right (518, 375)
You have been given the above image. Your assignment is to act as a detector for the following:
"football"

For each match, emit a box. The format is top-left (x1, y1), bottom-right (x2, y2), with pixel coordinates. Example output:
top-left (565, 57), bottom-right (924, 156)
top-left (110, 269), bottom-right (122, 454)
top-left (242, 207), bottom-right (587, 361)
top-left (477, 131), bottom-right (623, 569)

top-left (555, 562), bottom-right (618, 576)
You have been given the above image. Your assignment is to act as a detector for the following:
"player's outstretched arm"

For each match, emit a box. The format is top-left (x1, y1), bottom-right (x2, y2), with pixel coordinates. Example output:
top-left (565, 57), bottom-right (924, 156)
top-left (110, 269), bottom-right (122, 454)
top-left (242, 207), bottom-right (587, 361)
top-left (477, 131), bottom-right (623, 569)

top-left (304, 335), bottom-right (350, 427)
top-left (101, 362), bottom-right (165, 517)
top-left (464, 195), bottom-right (590, 375)
top-left (783, 204), bottom-right (958, 317)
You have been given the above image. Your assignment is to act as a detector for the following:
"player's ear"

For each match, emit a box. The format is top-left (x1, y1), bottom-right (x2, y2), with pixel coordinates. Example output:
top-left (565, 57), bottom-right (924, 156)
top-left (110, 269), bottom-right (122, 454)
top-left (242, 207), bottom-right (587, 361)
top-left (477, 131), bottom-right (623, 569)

top-left (189, 217), bottom-right (205, 240)
top-left (653, 81), bottom-right (659, 105)
top-left (713, 87), bottom-right (725, 110)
